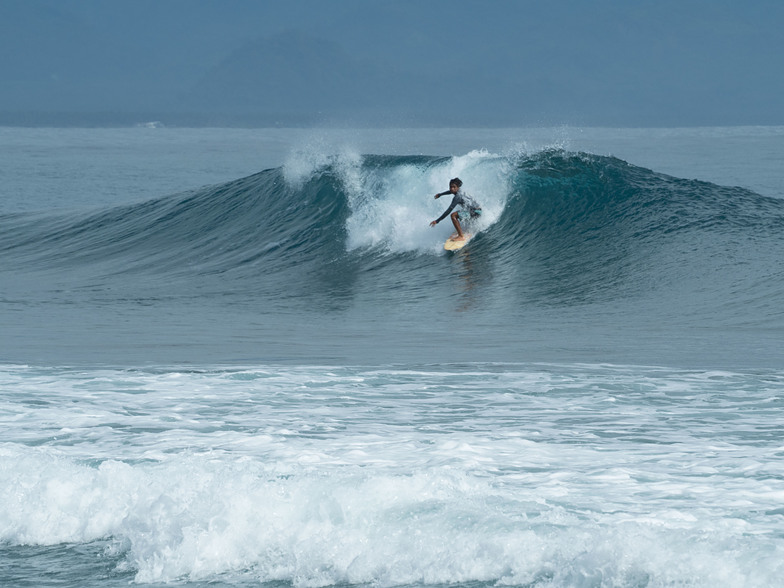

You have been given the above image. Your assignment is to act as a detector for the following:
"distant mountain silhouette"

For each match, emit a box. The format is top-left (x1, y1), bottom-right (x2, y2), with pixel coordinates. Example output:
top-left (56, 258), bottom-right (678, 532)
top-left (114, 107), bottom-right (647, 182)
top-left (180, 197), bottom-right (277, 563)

top-left (184, 33), bottom-right (378, 112)
top-left (179, 31), bottom-right (448, 124)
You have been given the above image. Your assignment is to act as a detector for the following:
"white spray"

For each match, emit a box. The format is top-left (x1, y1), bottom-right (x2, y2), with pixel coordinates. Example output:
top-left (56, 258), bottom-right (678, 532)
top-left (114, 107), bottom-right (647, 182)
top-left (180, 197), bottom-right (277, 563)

top-left (283, 140), bottom-right (511, 255)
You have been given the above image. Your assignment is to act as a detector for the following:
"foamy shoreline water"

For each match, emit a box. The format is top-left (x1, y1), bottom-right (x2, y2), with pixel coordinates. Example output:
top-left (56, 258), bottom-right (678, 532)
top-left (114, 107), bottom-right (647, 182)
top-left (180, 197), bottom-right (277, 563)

top-left (2, 363), bottom-right (784, 585)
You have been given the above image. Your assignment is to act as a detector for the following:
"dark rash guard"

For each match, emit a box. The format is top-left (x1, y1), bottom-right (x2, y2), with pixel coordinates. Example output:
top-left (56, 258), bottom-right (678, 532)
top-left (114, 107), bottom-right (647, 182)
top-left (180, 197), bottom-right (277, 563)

top-left (434, 189), bottom-right (481, 224)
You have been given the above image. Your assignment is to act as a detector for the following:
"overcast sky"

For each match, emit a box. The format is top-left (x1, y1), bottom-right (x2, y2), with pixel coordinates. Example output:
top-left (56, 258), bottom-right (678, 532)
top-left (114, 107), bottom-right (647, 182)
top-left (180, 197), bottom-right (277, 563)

top-left (1, 0), bottom-right (782, 126)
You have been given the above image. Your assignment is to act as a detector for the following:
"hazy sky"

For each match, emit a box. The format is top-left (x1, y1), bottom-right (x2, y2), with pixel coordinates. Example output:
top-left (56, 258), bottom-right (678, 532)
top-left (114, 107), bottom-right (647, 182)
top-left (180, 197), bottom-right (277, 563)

top-left (1, 0), bottom-right (782, 126)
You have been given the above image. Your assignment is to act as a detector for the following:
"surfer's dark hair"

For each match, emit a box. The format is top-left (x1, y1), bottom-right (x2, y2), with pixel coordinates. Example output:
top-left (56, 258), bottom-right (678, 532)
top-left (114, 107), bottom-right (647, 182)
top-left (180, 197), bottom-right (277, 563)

top-left (450, 178), bottom-right (463, 187)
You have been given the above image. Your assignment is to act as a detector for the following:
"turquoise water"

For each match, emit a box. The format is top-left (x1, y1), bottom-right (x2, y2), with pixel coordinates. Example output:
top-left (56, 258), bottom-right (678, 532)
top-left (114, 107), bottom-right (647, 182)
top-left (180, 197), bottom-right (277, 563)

top-left (1, 126), bottom-right (783, 587)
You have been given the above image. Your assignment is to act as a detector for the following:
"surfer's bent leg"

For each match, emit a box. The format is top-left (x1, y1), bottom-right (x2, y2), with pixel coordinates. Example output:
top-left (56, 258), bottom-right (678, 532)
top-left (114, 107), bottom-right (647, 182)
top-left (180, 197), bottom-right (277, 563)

top-left (450, 211), bottom-right (464, 239)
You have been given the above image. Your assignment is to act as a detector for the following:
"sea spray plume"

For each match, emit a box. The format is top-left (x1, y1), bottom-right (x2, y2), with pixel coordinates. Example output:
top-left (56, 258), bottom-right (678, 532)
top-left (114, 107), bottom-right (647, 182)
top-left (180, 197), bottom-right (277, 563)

top-left (343, 150), bottom-right (511, 254)
top-left (283, 141), bottom-right (362, 190)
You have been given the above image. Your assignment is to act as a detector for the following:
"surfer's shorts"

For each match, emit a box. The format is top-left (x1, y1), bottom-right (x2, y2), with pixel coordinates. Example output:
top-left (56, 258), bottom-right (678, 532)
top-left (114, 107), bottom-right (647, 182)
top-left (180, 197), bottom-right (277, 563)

top-left (458, 209), bottom-right (482, 223)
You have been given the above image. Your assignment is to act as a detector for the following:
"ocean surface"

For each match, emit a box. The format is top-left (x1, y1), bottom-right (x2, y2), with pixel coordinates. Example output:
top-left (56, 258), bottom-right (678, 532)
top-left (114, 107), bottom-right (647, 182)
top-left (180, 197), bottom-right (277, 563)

top-left (1, 126), bottom-right (783, 587)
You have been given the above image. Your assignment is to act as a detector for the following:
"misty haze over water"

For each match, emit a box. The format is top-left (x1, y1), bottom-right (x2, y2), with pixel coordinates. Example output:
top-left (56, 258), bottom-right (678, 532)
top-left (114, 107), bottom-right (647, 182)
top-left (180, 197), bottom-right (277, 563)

top-left (2, 0), bottom-right (783, 127)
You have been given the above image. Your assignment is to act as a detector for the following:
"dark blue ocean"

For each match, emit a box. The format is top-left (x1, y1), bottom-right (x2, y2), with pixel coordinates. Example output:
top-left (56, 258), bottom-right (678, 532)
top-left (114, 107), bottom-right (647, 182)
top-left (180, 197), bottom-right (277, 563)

top-left (1, 126), bottom-right (783, 587)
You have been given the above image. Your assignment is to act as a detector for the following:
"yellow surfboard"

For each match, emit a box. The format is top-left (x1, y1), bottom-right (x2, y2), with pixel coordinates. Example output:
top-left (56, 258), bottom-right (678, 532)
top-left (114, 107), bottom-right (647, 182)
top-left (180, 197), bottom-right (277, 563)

top-left (444, 233), bottom-right (472, 251)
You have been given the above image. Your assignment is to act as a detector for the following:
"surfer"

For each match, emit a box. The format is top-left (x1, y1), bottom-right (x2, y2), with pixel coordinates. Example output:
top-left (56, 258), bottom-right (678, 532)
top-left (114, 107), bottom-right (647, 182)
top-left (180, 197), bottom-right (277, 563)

top-left (429, 177), bottom-right (482, 240)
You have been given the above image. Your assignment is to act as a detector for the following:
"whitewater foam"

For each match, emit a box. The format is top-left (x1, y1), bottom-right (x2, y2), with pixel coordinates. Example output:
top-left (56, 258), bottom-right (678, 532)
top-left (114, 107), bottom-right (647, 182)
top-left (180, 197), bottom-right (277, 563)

top-left (3, 364), bottom-right (784, 585)
top-left (4, 439), bottom-right (782, 586)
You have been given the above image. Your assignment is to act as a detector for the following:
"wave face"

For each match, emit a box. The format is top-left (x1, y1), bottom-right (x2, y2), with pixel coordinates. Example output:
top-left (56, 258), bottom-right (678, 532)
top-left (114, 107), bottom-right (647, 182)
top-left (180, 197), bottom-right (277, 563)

top-left (2, 148), bottom-right (784, 365)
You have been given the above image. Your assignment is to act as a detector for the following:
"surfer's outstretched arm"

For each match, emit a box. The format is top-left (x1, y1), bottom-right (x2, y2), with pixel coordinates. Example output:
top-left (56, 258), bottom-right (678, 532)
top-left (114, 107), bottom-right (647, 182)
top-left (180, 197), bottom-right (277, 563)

top-left (430, 195), bottom-right (459, 227)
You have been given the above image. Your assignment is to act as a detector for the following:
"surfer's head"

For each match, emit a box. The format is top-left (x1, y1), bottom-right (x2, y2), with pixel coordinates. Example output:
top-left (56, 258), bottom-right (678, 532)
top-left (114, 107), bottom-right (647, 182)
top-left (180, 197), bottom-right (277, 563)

top-left (449, 178), bottom-right (462, 192)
